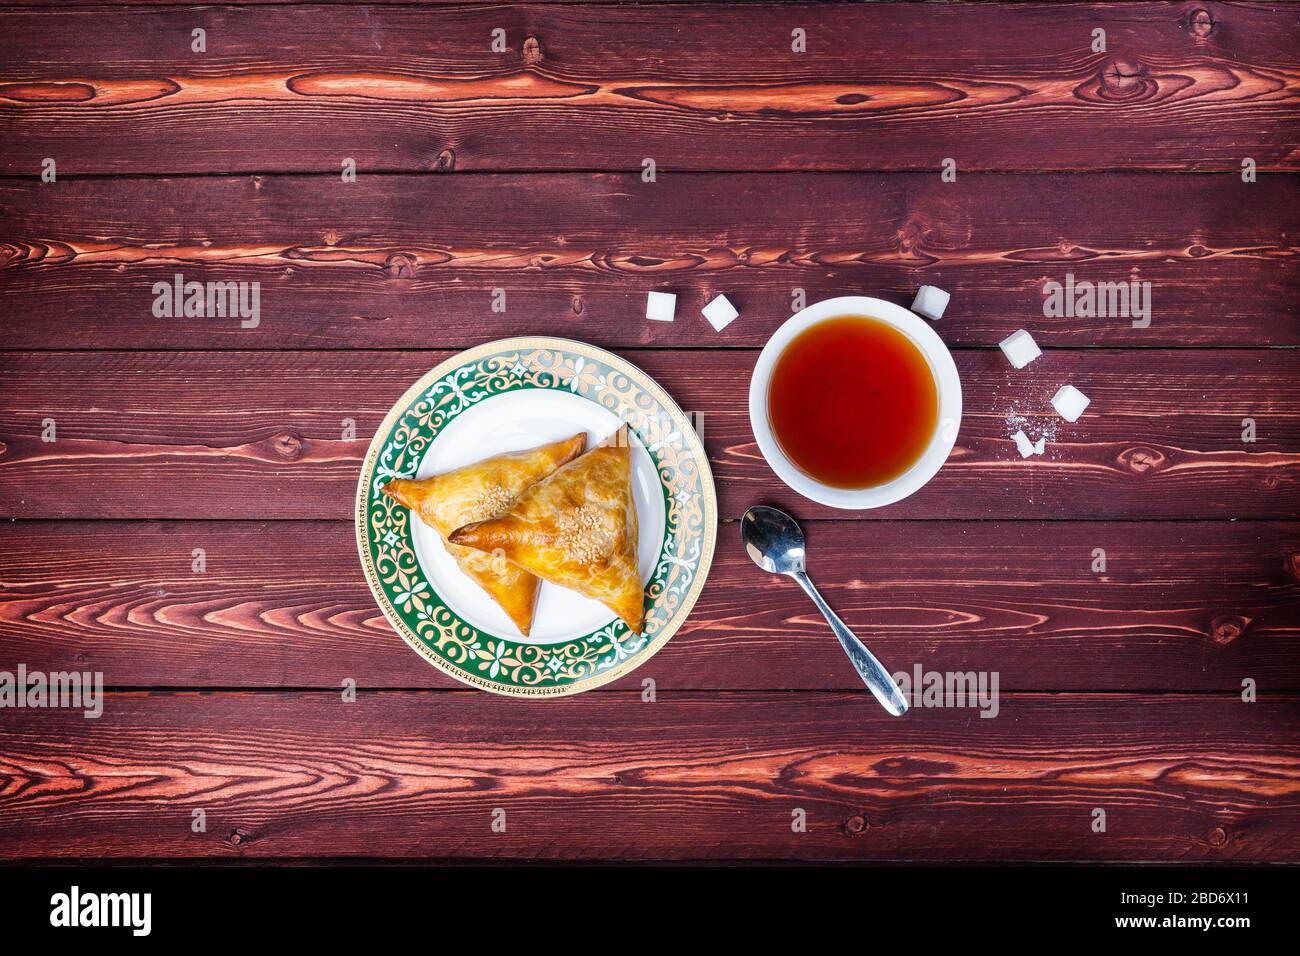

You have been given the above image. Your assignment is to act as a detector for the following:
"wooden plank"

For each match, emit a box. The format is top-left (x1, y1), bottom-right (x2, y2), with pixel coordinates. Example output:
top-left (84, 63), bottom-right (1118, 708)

top-left (0, 691), bottom-right (1295, 860)
top-left (0, 349), bottom-right (1296, 521)
top-left (2, 520), bottom-right (1296, 691)
top-left (3, 0), bottom-right (598, 5)
top-left (3, 172), bottom-right (1295, 349)
top-left (2, 3), bottom-right (1298, 174)
top-left (4, 0), bottom-right (576, 4)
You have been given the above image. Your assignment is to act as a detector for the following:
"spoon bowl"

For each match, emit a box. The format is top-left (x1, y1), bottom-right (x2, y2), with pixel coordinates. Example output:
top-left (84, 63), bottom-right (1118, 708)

top-left (741, 505), bottom-right (806, 575)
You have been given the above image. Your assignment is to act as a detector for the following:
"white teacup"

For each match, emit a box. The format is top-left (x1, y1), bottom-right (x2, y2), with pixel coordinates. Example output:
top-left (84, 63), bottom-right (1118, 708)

top-left (748, 295), bottom-right (962, 510)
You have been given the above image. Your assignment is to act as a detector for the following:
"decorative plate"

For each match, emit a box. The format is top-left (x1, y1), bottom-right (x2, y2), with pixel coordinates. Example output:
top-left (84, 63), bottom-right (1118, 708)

top-left (356, 337), bottom-right (717, 696)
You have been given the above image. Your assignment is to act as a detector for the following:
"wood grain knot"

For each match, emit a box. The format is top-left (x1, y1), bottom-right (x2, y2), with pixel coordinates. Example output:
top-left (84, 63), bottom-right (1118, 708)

top-left (1187, 9), bottom-right (1218, 39)
top-left (225, 828), bottom-right (255, 847)
top-left (896, 218), bottom-right (924, 252)
top-left (385, 252), bottom-right (418, 278)
top-left (1101, 60), bottom-right (1150, 97)
top-left (571, 294), bottom-right (584, 315)
top-left (433, 148), bottom-right (456, 172)
top-left (1286, 552), bottom-right (1300, 581)
top-left (523, 36), bottom-right (543, 65)
top-left (1210, 615), bottom-right (1251, 645)
top-left (894, 218), bottom-right (939, 266)
top-left (1118, 446), bottom-right (1167, 475)
top-left (844, 814), bottom-right (867, 835)
top-left (1208, 826), bottom-right (1228, 847)
top-left (271, 433), bottom-right (304, 459)
top-left (1081, 60), bottom-right (1158, 104)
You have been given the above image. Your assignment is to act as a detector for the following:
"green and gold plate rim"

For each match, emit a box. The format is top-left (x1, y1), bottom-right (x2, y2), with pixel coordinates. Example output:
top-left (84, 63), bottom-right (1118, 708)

top-left (355, 336), bottom-right (718, 697)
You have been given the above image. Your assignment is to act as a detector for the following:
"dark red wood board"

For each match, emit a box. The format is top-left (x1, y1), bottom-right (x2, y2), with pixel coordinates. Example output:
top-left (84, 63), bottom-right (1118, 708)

top-left (2, 173), bottom-right (1296, 349)
top-left (1, 348), bottom-right (1295, 521)
top-left (2, 3), bottom-right (1299, 173)
top-left (2, 519), bottom-right (1295, 692)
top-left (0, 692), bottom-right (1296, 861)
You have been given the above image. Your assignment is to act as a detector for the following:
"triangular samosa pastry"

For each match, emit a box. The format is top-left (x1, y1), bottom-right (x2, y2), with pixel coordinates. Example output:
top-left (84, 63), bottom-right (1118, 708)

top-left (450, 424), bottom-right (644, 634)
top-left (381, 433), bottom-right (586, 636)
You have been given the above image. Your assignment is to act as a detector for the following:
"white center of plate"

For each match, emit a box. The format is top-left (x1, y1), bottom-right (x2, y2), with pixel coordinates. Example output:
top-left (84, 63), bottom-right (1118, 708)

top-left (410, 389), bottom-right (667, 645)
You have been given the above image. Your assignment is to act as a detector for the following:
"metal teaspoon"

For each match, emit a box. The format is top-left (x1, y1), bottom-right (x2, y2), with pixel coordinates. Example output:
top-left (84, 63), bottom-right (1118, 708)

top-left (741, 505), bottom-right (909, 716)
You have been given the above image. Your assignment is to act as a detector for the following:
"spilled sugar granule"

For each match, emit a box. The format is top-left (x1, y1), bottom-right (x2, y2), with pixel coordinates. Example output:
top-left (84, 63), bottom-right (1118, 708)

top-left (1005, 411), bottom-right (1058, 453)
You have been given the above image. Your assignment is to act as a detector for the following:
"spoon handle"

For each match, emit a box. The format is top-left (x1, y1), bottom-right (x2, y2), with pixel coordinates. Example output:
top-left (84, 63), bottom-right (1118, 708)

top-left (792, 570), bottom-right (909, 716)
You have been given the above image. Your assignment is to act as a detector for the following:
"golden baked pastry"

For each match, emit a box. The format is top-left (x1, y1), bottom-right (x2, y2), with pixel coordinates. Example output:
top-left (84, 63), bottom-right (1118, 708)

top-left (381, 433), bottom-right (587, 636)
top-left (451, 425), bottom-right (644, 633)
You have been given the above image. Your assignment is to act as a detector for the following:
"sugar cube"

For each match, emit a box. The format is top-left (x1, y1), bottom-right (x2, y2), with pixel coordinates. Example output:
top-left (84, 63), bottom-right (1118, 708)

top-left (702, 293), bottom-right (739, 332)
top-left (999, 329), bottom-right (1042, 369)
top-left (1051, 384), bottom-right (1090, 423)
top-left (911, 285), bottom-right (950, 321)
top-left (1034, 436), bottom-right (1046, 455)
top-left (645, 291), bottom-right (676, 323)
top-left (1011, 430), bottom-right (1038, 458)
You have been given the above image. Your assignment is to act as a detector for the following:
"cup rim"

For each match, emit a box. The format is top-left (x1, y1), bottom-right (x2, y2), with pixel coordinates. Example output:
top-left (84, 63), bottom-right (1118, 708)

top-left (748, 295), bottom-right (962, 510)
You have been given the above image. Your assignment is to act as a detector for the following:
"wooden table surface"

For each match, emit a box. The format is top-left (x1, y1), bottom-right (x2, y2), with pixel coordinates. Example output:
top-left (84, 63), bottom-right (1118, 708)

top-left (1, 1), bottom-right (1298, 863)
